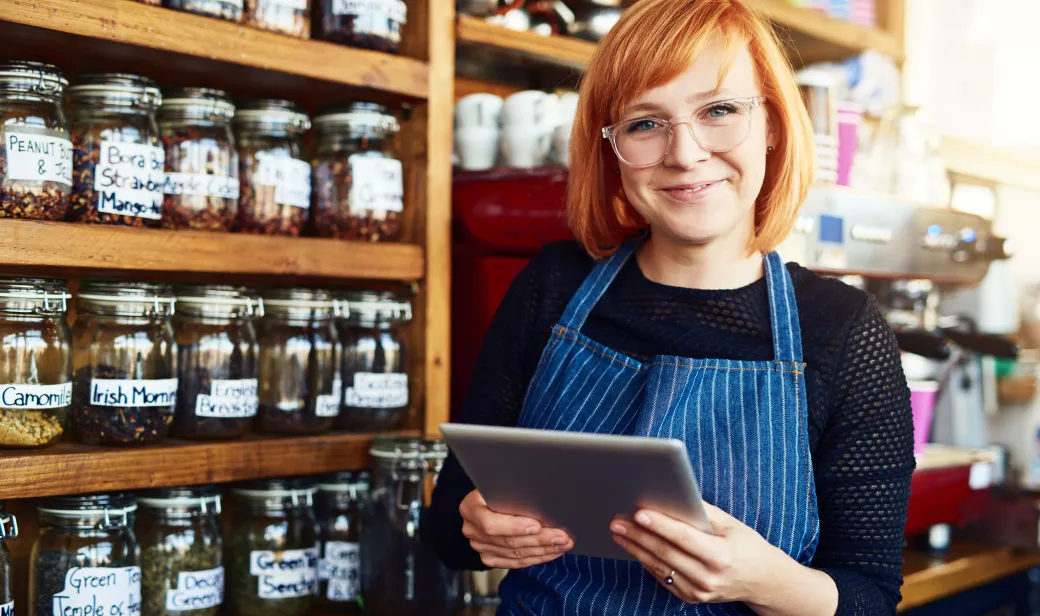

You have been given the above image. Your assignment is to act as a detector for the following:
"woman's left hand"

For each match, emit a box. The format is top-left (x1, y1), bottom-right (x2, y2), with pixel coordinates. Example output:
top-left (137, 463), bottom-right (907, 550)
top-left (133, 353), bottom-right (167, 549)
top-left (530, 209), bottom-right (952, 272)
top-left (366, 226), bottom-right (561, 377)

top-left (610, 503), bottom-right (787, 605)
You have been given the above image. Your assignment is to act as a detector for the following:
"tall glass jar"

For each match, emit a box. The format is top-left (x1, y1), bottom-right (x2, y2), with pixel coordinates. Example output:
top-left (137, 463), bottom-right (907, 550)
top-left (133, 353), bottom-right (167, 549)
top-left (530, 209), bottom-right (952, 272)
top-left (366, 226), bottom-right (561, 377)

top-left (315, 470), bottom-right (370, 611)
top-left (0, 278), bottom-right (73, 448)
top-left (226, 478), bottom-right (318, 616)
top-left (138, 486), bottom-right (224, 616)
top-left (30, 493), bottom-right (140, 616)
top-left (256, 289), bottom-right (339, 435)
top-left (360, 437), bottom-right (460, 616)
top-left (245, 0), bottom-right (311, 38)
top-left (234, 100), bottom-right (311, 236)
top-left (160, 88), bottom-right (239, 231)
top-left (68, 74), bottom-right (165, 227)
top-left (315, 0), bottom-right (407, 53)
top-left (336, 291), bottom-right (410, 432)
top-left (71, 281), bottom-right (178, 446)
top-left (172, 285), bottom-right (260, 440)
top-left (311, 103), bottom-right (403, 242)
top-left (0, 61), bottom-right (73, 220)
top-left (0, 504), bottom-right (17, 615)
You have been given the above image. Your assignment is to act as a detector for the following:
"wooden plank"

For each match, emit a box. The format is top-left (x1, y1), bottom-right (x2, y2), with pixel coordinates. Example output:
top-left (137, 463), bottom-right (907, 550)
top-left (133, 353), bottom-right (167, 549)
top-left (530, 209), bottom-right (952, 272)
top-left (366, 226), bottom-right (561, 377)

top-left (456, 14), bottom-right (597, 69)
top-left (899, 542), bottom-right (1040, 611)
top-left (455, 75), bottom-right (524, 101)
top-left (0, 0), bottom-right (429, 100)
top-left (0, 220), bottom-right (425, 281)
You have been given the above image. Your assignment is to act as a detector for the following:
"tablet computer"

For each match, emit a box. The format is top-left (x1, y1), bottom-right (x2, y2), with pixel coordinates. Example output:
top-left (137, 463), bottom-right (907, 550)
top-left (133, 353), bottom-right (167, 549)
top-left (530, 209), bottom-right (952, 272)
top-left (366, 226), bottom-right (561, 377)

top-left (439, 423), bottom-right (712, 561)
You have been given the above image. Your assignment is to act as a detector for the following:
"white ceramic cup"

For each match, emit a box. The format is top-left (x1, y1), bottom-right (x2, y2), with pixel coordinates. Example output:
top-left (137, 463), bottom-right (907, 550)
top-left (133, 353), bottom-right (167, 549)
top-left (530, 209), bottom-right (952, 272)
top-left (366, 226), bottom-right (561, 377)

top-left (455, 126), bottom-right (500, 171)
top-left (502, 125), bottom-right (551, 168)
top-left (556, 91), bottom-right (579, 126)
top-left (455, 94), bottom-right (504, 130)
top-left (553, 122), bottom-right (572, 166)
top-left (502, 90), bottom-right (557, 129)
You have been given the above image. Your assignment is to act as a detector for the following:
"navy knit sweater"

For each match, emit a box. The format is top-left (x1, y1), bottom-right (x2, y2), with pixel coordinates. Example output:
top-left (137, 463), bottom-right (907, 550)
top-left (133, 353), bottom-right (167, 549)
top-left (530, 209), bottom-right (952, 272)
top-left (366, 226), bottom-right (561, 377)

top-left (429, 240), bottom-right (916, 615)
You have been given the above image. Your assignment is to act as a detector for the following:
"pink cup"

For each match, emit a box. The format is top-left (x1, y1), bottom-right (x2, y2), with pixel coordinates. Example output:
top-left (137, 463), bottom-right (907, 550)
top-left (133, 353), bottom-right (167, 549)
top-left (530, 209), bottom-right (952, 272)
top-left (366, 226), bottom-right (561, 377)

top-left (908, 380), bottom-right (939, 454)
top-left (836, 103), bottom-right (862, 186)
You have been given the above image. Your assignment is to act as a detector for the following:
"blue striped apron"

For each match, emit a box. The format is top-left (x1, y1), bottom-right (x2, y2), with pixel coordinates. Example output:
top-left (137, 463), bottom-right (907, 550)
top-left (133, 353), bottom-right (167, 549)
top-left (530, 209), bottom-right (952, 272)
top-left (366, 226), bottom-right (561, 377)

top-left (497, 240), bottom-right (819, 615)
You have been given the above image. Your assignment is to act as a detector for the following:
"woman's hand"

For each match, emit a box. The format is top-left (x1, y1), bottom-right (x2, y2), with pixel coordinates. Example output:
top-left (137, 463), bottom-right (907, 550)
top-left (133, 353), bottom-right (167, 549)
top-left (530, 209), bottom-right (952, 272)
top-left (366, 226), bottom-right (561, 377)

top-left (460, 489), bottom-right (574, 569)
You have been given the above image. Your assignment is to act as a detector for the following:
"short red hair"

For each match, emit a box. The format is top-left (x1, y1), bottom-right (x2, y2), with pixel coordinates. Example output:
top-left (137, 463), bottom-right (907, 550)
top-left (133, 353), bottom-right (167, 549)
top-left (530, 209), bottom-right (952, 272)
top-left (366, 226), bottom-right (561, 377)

top-left (568, 0), bottom-right (815, 258)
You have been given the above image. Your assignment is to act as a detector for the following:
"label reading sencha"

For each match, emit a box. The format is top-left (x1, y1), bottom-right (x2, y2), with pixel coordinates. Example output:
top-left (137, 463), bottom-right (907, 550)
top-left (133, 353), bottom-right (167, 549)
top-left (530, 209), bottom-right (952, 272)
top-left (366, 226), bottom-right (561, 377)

top-left (255, 155), bottom-right (311, 209)
top-left (163, 173), bottom-right (240, 200)
top-left (332, 0), bottom-right (407, 22)
top-left (348, 156), bottom-right (403, 214)
top-left (5, 131), bottom-right (73, 185)
top-left (250, 547), bottom-right (319, 599)
top-left (94, 141), bottom-right (165, 219)
top-left (91, 378), bottom-right (178, 407)
top-left (165, 567), bottom-right (224, 612)
top-left (319, 542), bottom-right (360, 602)
top-left (345, 373), bottom-right (407, 408)
top-left (195, 379), bottom-right (258, 418)
top-left (0, 382), bottom-right (72, 409)
top-left (0, 601), bottom-right (12, 616)
top-left (52, 566), bottom-right (142, 616)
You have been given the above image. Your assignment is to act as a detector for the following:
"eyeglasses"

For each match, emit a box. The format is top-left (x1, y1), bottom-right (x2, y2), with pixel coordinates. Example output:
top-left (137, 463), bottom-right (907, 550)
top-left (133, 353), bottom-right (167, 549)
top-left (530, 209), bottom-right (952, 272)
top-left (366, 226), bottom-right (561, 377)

top-left (602, 96), bottom-right (765, 168)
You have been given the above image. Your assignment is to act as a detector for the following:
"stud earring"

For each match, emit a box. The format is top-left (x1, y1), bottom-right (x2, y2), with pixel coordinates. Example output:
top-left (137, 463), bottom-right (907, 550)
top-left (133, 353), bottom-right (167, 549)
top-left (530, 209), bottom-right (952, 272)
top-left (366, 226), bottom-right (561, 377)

top-left (767, 146), bottom-right (774, 153)
top-left (616, 168), bottom-right (621, 176)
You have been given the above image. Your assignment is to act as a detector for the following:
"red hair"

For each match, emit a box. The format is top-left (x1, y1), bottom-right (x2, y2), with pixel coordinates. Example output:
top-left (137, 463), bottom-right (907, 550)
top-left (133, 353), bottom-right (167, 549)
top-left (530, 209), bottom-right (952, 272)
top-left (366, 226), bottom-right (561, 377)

top-left (567, 0), bottom-right (815, 258)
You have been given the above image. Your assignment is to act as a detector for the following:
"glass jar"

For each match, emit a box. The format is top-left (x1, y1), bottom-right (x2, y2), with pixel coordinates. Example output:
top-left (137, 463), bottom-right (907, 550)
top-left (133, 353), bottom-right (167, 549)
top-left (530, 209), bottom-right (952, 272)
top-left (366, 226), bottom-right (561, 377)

top-left (256, 289), bottom-right (339, 435)
top-left (311, 103), bottom-right (403, 242)
top-left (30, 493), bottom-right (140, 616)
top-left (71, 281), bottom-right (178, 446)
top-left (336, 291), bottom-right (410, 432)
top-left (360, 437), bottom-right (460, 616)
top-left (0, 61), bottom-right (73, 220)
top-left (315, 470), bottom-right (370, 611)
top-left (68, 73), bottom-right (165, 227)
top-left (245, 0), bottom-right (311, 38)
top-left (160, 88), bottom-right (239, 231)
top-left (234, 100), bottom-right (311, 236)
top-left (315, 0), bottom-right (407, 53)
top-left (0, 504), bottom-right (17, 614)
top-left (165, 0), bottom-right (244, 22)
top-left (138, 486), bottom-right (224, 616)
top-left (226, 478), bottom-right (318, 616)
top-left (0, 278), bottom-right (73, 448)
top-left (172, 285), bottom-right (260, 440)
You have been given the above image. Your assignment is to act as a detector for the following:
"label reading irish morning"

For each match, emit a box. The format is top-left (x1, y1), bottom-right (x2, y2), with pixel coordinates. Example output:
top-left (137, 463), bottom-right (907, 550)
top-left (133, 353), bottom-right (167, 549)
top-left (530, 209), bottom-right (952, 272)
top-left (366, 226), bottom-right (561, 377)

top-left (0, 382), bottom-right (72, 409)
top-left (91, 378), bottom-right (178, 407)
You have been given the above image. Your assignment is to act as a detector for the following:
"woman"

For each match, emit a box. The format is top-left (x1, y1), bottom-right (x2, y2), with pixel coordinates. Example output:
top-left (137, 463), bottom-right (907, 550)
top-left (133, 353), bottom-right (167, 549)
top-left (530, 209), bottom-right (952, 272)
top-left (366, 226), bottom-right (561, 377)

top-left (430, 0), bottom-right (915, 614)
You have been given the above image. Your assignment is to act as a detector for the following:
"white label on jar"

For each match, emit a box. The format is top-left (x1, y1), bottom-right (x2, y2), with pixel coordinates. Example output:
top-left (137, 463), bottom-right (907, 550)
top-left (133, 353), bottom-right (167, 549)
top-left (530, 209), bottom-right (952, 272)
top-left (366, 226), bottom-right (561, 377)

top-left (195, 379), bottom-right (258, 418)
top-left (256, 154), bottom-right (311, 209)
top-left (268, 0), bottom-right (308, 8)
top-left (348, 156), bottom-right (403, 214)
top-left (319, 542), bottom-right (360, 601)
top-left (250, 547), bottom-right (319, 599)
top-left (332, 0), bottom-right (407, 22)
top-left (94, 141), bottom-right (165, 220)
top-left (91, 378), bottom-right (178, 407)
top-left (165, 567), bottom-right (224, 612)
top-left (0, 602), bottom-right (12, 616)
top-left (52, 566), bottom-right (142, 616)
top-left (163, 172), bottom-right (240, 200)
top-left (345, 372), bottom-right (407, 408)
top-left (0, 382), bottom-right (72, 409)
top-left (5, 131), bottom-right (73, 185)
top-left (315, 374), bottom-right (342, 417)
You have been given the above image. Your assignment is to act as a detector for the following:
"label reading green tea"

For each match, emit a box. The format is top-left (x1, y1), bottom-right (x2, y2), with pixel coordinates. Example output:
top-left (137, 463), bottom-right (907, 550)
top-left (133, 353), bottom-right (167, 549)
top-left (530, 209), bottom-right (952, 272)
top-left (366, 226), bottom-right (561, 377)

top-left (52, 566), bottom-right (141, 616)
top-left (249, 548), bottom-right (318, 599)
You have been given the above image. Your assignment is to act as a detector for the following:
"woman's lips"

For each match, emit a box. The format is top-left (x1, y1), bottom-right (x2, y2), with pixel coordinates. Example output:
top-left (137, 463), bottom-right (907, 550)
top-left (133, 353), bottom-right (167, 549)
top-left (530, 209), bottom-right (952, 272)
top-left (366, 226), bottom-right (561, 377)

top-left (661, 180), bottom-right (723, 203)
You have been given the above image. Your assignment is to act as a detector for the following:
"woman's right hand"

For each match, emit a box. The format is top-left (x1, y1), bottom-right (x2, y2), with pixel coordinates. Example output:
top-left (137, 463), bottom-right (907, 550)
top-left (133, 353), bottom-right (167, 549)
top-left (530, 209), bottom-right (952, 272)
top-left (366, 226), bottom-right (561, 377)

top-left (460, 489), bottom-right (574, 569)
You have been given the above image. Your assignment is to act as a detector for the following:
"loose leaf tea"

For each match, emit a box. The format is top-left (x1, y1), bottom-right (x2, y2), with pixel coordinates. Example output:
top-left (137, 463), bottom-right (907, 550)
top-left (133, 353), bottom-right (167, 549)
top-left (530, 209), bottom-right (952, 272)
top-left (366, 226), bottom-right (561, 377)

top-left (173, 344), bottom-right (257, 440)
top-left (0, 133), bottom-right (73, 221)
top-left (70, 126), bottom-right (165, 227)
top-left (32, 552), bottom-right (141, 616)
top-left (236, 148), bottom-right (309, 236)
top-left (312, 153), bottom-right (402, 241)
top-left (0, 408), bottom-right (64, 447)
top-left (161, 126), bottom-right (239, 231)
top-left (315, 0), bottom-right (405, 53)
top-left (226, 523), bottom-right (317, 616)
top-left (141, 542), bottom-right (223, 616)
top-left (73, 365), bottom-right (177, 445)
top-left (244, 0), bottom-right (310, 38)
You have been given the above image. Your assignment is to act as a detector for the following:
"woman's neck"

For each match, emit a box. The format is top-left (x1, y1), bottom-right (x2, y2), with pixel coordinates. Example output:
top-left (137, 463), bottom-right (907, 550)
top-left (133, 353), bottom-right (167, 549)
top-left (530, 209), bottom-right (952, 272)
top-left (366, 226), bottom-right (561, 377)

top-left (635, 233), bottom-right (764, 290)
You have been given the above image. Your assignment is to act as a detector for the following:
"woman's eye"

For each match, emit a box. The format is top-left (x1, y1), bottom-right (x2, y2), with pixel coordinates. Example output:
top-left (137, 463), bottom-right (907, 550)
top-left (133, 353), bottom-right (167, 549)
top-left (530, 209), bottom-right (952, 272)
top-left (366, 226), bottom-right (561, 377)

top-left (625, 119), bottom-right (661, 133)
top-left (704, 103), bottom-right (738, 119)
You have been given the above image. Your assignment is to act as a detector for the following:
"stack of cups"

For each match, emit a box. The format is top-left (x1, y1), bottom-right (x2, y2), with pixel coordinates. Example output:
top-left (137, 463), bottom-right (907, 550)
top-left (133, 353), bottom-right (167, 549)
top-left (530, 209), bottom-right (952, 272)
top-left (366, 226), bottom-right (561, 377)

top-left (454, 93), bottom-right (504, 171)
top-left (500, 90), bottom-right (557, 168)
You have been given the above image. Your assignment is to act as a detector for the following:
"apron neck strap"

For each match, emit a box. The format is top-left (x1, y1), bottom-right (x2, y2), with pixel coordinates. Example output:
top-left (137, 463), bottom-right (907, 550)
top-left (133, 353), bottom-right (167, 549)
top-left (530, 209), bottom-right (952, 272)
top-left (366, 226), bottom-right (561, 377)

top-left (558, 241), bottom-right (639, 331)
top-left (764, 251), bottom-right (803, 364)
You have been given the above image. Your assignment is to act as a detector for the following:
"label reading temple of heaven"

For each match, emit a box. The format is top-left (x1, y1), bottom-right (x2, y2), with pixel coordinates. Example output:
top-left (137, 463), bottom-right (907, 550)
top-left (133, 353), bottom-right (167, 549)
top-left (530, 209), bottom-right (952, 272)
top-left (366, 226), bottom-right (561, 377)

top-left (51, 566), bottom-right (142, 616)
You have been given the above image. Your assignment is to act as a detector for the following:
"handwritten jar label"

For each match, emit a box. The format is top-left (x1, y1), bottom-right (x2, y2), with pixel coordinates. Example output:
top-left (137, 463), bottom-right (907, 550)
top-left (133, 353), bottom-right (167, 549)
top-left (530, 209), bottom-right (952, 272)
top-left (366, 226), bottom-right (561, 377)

top-left (94, 141), bottom-right (165, 220)
top-left (348, 156), bottom-right (403, 214)
top-left (250, 547), bottom-right (319, 599)
top-left (255, 154), bottom-right (311, 209)
top-left (91, 378), bottom-right (178, 407)
top-left (52, 566), bottom-right (142, 616)
top-left (345, 373), bottom-right (407, 408)
top-left (332, 0), bottom-right (407, 22)
top-left (315, 375), bottom-right (342, 418)
top-left (195, 378), bottom-right (258, 418)
top-left (318, 541), bottom-right (360, 602)
top-left (163, 173), bottom-right (240, 200)
top-left (165, 567), bottom-right (224, 612)
top-left (5, 131), bottom-right (73, 185)
top-left (0, 382), bottom-right (72, 409)
top-left (0, 601), bottom-right (12, 616)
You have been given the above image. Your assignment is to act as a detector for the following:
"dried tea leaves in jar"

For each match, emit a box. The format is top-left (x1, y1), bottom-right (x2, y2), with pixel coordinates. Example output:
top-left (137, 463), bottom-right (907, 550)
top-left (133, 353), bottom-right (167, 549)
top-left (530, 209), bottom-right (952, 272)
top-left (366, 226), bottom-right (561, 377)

top-left (244, 0), bottom-right (311, 38)
top-left (315, 0), bottom-right (407, 53)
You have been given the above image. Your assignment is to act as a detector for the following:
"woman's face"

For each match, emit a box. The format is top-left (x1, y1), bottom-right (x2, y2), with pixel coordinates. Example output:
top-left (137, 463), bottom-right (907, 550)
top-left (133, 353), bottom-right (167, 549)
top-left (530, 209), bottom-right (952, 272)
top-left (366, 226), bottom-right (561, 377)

top-left (617, 44), bottom-right (772, 249)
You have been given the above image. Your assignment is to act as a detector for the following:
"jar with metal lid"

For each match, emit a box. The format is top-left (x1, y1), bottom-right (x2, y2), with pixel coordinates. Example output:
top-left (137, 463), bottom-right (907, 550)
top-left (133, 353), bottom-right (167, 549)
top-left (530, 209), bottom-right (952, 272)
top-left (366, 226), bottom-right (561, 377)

top-left (227, 478), bottom-right (319, 616)
top-left (0, 504), bottom-right (17, 614)
top-left (166, 0), bottom-right (244, 22)
top-left (68, 73), bottom-right (165, 227)
top-left (315, 0), bottom-right (407, 53)
top-left (160, 88), bottom-right (240, 231)
top-left (138, 486), bottom-right (224, 616)
top-left (360, 437), bottom-right (460, 616)
top-left (0, 277), bottom-right (73, 448)
top-left (71, 281), bottom-right (178, 446)
top-left (335, 291), bottom-right (411, 432)
top-left (30, 493), bottom-right (140, 616)
top-left (256, 289), bottom-right (339, 435)
top-left (172, 285), bottom-right (260, 440)
top-left (315, 470), bottom-right (370, 611)
top-left (0, 61), bottom-right (73, 221)
top-left (245, 0), bottom-right (311, 38)
top-left (312, 103), bottom-right (403, 242)
top-left (235, 100), bottom-right (311, 236)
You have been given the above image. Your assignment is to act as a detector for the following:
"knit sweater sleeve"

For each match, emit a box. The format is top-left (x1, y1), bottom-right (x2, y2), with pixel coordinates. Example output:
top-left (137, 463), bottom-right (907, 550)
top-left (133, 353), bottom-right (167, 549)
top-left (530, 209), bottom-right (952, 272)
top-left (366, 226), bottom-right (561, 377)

top-left (811, 296), bottom-right (916, 615)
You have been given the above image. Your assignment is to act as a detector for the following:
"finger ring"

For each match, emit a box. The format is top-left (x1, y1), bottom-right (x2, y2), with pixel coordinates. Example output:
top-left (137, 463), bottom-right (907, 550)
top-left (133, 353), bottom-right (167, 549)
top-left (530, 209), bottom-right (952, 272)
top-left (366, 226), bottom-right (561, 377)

top-left (665, 570), bottom-right (675, 586)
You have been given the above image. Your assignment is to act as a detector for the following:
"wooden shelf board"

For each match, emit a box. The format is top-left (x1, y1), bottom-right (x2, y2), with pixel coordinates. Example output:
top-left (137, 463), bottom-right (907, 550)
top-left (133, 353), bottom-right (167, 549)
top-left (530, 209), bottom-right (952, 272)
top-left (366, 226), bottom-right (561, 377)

top-left (900, 541), bottom-right (1040, 611)
top-left (0, 0), bottom-right (429, 101)
top-left (0, 220), bottom-right (425, 282)
top-left (456, 14), bottom-right (596, 69)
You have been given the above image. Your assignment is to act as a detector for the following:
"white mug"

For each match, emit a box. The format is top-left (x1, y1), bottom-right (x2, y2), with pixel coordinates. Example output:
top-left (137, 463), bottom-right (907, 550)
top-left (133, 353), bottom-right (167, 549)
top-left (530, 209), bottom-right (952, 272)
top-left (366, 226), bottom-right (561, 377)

top-left (502, 125), bottom-right (551, 168)
top-left (455, 94), bottom-right (504, 130)
top-left (455, 126), bottom-right (500, 171)
top-left (552, 122), bottom-right (572, 166)
top-left (556, 91), bottom-right (579, 126)
top-left (502, 90), bottom-right (557, 129)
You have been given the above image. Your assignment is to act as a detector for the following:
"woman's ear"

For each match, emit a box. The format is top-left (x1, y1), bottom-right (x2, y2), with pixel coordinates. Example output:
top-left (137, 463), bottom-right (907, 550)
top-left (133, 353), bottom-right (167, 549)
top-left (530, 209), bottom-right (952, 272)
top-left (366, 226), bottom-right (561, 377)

top-left (764, 102), bottom-right (779, 152)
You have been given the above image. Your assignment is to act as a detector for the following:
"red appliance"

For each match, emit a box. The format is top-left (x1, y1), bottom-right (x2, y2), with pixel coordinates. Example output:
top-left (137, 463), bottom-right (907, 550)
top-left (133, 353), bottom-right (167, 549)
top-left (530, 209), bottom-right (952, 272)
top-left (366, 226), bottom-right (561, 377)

top-left (905, 446), bottom-right (995, 538)
top-left (451, 166), bottom-right (573, 417)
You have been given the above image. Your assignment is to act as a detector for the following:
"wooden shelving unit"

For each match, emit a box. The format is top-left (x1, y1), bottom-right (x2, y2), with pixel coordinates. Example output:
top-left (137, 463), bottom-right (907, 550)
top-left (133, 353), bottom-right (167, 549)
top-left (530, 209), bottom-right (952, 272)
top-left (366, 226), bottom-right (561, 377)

top-left (456, 14), bottom-right (596, 69)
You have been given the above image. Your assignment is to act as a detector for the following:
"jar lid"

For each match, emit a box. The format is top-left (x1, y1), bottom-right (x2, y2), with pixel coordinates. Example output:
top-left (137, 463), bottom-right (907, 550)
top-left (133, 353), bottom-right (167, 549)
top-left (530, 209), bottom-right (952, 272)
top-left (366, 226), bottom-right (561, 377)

top-left (262, 288), bottom-right (336, 311)
top-left (0, 503), bottom-right (16, 541)
top-left (0, 60), bottom-right (67, 100)
top-left (340, 290), bottom-right (412, 323)
top-left (68, 73), bottom-right (162, 110)
top-left (175, 284), bottom-right (263, 317)
top-left (316, 470), bottom-right (372, 492)
top-left (39, 492), bottom-right (138, 518)
top-left (234, 99), bottom-right (311, 133)
top-left (160, 87), bottom-right (236, 122)
top-left (369, 436), bottom-right (446, 460)
top-left (137, 485), bottom-right (222, 512)
top-left (0, 277), bottom-right (70, 315)
top-left (233, 477), bottom-right (317, 499)
top-left (314, 102), bottom-right (400, 136)
top-left (78, 280), bottom-right (175, 315)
